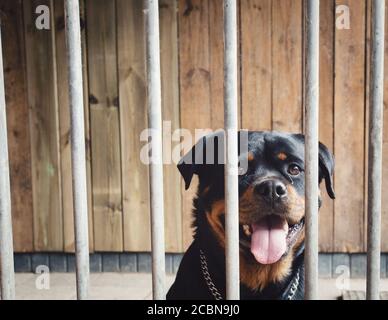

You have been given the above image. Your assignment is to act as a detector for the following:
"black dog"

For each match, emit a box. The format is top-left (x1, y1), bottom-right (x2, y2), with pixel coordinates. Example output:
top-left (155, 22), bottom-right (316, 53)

top-left (167, 131), bottom-right (335, 300)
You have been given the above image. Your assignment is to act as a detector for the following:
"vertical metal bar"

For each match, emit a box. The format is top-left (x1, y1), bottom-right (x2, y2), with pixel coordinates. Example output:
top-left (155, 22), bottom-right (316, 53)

top-left (144, 0), bottom-right (166, 300)
top-left (0, 20), bottom-right (15, 301)
top-left (64, 0), bottom-right (90, 300)
top-left (367, 0), bottom-right (385, 301)
top-left (304, 0), bottom-right (320, 300)
top-left (224, 0), bottom-right (240, 300)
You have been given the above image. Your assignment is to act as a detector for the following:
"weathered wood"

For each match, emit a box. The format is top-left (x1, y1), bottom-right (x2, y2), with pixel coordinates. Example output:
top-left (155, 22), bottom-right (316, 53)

top-left (53, 0), bottom-right (74, 253)
top-left (5, 0), bottom-right (387, 255)
top-left (24, 0), bottom-right (63, 251)
top-left (117, 0), bottom-right (150, 252)
top-left (54, 0), bottom-right (94, 253)
top-left (334, 0), bottom-right (366, 252)
top-left (159, 0), bottom-right (182, 253)
top-left (179, 0), bottom-right (212, 250)
top-left (0, 0), bottom-right (16, 299)
top-left (87, 0), bottom-right (123, 251)
top-left (2, 0), bottom-right (34, 252)
top-left (272, 0), bottom-right (303, 132)
top-left (382, 0), bottom-right (388, 252)
top-left (208, 0), bottom-right (241, 129)
top-left (80, 0), bottom-right (94, 252)
top-left (241, 0), bottom-right (272, 131)
top-left (363, 0), bottom-right (371, 255)
top-left (208, 0), bottom-right (225, 129)
top-left (116, 0), bottom-right (184, 253)
top-left (318, 0), bottom-right (335, 252)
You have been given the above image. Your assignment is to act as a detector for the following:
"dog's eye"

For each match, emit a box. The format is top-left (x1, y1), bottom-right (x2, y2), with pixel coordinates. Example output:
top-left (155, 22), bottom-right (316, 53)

top-left (287, 164), bottom-right (301, 176)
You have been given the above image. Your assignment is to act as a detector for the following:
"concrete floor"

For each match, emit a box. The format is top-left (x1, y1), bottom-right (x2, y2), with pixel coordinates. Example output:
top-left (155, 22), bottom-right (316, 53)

top-left (13, 273), bottom-right (388, 300)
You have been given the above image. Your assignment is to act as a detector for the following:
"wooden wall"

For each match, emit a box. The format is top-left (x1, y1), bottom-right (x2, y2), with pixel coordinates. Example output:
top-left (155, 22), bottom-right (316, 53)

top-left (1, 0), bottom-right (387, 253)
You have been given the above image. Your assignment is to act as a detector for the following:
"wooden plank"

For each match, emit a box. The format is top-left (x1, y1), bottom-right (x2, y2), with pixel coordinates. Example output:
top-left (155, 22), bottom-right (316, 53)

top-left (80, 0), bottom-right (94, 252)
top-left (116, 0), bottom-right (150, 252)
top-left (160, 0), bottom-right (182, 252)
top-left (334, 0), bottom-right (366, 252)
top-left (53, 0), bottom-right (74, 253)
top-left (240, 0), bottom-right (272, 131)
top-left (179, 0), bottom-right (212, 249)
top-left (2, 0), bottom-right (34, 252)
top-left (364, 0), bottom-right (371, 252)
top-left (118, 0), bottom-right (182, 253)
top-left (87, 0), bottom-right (123, 251)
top-left (23, 0), bottom-right (63, 251)
top-left (208, 0), bottom-right (224, 129)
top-left (208, 0), bottom-right (241, 129)
top-left (272, 0), bottom-right (303, 132)
top-left (54, 0), bottom-right (94, 252)
top-left (382, 0), bottom-right (388, 252)
top-left (318, 0), bottom-right (335, 252)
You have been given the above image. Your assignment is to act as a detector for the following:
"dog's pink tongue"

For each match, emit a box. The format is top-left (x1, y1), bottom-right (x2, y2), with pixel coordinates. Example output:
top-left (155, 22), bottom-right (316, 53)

top-left (251, 216), bottom-right (288, 265)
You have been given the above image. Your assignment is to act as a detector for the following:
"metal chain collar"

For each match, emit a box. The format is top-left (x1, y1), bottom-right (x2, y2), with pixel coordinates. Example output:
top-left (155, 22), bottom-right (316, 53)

top-left (199, 249), bottom-right (301, 301)
top-left (199, 249), bottom-right (223, 300)
top-left (285, 269), bottom-right (300, 300)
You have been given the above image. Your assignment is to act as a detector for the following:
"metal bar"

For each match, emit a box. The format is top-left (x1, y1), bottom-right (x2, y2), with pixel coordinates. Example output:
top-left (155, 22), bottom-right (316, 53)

top-left (304, 0), bottom-right (320, 300)
top-left (144, 0), bottom-right (166, 300)
top-left (224, 0), bottom-right (240, 300)
top-left (64, 0), bottom-right (90, 300)
top-left (367, 0), bottom-right (385, 301)
top-left (0, 19), bottom-right (15, 301)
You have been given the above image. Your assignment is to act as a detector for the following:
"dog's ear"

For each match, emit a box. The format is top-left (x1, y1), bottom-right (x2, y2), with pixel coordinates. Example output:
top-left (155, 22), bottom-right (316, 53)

top-left (292, 133), bottom-right (335, 199)
top-left (318, 142), bottom-right (335, 199)
top-left (178, 131), bottom-right (225, 190)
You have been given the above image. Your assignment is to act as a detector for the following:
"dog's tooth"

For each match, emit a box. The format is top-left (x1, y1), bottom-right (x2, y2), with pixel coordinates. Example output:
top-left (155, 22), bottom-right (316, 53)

top-left (243, 225), bottom-right (251, 237)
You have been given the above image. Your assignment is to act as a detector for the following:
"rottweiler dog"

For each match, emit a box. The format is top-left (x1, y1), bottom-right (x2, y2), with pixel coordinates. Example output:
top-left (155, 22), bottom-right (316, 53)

top-left (167, 131), bottom-right (335, 300)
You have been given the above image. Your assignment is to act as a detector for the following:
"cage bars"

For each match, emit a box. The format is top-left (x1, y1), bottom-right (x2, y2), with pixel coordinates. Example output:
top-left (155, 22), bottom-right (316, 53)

top-left (64, 0), bottom-right (90, 300)
top-left (304, 0), bottom-right (320, 300)
top-left (0, 17), bottom-right (15, 301)
top-left (367, 0), bottom-right (385, 301)
top-left (0, 0), bottom-right (385, 302)
top-left (223, 0), bottom-right (240, 300)
top-left (144, 0), bottom-right (166, 300)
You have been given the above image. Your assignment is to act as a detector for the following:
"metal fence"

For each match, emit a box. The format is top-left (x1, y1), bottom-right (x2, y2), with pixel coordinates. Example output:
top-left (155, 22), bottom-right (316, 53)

top-left (0, 0), bottom-right (385, 300)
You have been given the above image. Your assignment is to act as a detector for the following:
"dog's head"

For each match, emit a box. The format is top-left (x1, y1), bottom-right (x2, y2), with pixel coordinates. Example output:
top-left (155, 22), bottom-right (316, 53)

top-left (178, 131), bottom-right (335, 289)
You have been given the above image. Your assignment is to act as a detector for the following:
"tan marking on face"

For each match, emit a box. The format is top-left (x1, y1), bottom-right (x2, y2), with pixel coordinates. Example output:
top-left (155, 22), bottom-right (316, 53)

top-left (285, 185), bottom-right (305, 225)
top-left (239, 186), bottom-right (264, 224)
top-left (202, 186), bottom-right (210, 196)
top-left (293, 228), bottom-right (305, 251)
top-left (206, 200), bottom-right (225, 248)
top-left (277, 152), bottom-right (287, 161)
top-left (248, 152), bottom-right (255, 162)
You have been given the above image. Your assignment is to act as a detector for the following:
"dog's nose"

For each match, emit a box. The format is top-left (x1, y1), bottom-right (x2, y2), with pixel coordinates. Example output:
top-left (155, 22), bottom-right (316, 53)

top-left (254, 180), bottom-right (287, 201)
